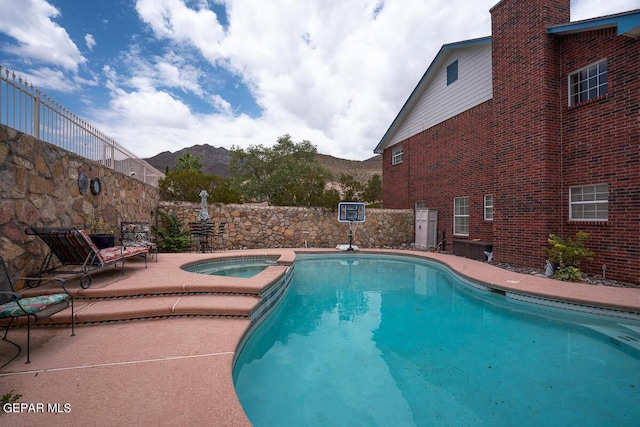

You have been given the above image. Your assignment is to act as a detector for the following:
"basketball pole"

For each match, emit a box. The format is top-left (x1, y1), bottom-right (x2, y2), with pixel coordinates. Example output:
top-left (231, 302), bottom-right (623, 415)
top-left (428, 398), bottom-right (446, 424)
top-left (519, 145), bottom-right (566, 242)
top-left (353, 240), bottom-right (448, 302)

top-left (348, 221), bottom-right (354, 251)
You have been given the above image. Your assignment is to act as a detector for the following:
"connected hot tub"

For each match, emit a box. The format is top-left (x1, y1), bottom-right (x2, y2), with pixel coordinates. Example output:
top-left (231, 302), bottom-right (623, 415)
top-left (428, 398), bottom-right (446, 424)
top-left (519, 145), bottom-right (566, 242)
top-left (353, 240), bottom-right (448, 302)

top-left (182, 257), bottom-right (279, 278)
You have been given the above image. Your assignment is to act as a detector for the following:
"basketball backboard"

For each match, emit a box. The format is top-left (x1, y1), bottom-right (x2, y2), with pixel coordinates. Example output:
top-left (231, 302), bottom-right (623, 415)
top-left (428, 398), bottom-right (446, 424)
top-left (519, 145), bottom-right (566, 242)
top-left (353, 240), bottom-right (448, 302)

top-left (338, 202), bottom-right (365, 223)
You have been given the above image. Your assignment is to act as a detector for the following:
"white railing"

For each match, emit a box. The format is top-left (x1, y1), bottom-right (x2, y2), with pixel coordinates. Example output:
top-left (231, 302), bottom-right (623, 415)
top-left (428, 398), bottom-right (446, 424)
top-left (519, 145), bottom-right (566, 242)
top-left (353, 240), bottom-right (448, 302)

top-left (0, 64), bottom-right (164, 187)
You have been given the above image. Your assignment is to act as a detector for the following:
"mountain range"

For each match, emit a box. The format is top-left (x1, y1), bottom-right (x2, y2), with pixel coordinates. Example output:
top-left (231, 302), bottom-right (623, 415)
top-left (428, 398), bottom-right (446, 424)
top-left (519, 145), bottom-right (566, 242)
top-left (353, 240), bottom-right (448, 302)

top-left (144, 144), bottom-right (382, 183)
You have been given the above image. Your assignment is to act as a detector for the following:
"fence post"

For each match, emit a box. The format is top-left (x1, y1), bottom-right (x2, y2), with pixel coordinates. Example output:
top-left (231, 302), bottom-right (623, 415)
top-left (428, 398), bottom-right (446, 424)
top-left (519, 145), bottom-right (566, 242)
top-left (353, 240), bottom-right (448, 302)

top-left (34, 88), bottom-right (40, 140)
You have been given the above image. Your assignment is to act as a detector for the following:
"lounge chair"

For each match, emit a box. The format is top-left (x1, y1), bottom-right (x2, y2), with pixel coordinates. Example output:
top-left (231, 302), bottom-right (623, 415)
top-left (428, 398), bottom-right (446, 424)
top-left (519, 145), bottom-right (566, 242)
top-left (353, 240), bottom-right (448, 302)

top-left (25, 226), bottom-right (149, 289)
top-left (120, 221), bottom-right (158, 262)
top-left (0, 256), bottom-right (74, 365)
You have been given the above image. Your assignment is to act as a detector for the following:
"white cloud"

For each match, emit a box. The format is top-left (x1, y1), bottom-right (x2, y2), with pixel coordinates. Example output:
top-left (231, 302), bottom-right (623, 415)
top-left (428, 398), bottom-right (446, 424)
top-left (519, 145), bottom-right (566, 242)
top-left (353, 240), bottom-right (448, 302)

top-left (98, 0), bottom-right (640, 159)
top-left (0, 0), bottom-right (85, 72)
top-left (85, 34), bottom-right (96, 51)
top-left (3, 0), bottom-right (638, 161)
top-left (135, 0), bottom-right (227, 63)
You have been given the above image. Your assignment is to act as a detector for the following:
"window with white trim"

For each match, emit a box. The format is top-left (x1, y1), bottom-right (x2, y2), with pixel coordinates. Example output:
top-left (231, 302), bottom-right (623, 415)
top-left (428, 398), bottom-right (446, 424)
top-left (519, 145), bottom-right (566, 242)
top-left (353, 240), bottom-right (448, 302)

top-left (484, 194), bottom-right (493, 221)
top-left (569, 60), bottom-right (607, 106)
top-left (392, 145), bottom-right (403, 165)
top-left (454, 196), bottom-right (469, 236)
top-left (570, 184), bottom-right (608, 221)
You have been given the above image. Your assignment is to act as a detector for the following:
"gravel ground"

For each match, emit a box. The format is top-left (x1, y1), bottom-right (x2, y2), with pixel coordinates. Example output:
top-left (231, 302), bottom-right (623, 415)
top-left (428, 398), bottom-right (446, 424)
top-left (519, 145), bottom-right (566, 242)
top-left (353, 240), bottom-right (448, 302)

top-left (491, 261), bottom-right (639, 289)
top-left (400, 244), bottom-right (638, 289)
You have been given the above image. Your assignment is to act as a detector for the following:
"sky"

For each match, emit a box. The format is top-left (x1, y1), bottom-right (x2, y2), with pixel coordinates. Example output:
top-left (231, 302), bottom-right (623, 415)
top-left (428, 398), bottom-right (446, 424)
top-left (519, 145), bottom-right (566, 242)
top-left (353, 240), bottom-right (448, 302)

top-left (0, 0), bottom-right (638, 161)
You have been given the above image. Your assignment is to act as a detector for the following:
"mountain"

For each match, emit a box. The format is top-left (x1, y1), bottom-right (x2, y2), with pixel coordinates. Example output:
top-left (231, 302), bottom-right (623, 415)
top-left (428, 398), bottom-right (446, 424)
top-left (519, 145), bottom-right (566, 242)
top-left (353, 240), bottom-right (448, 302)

top-left (146, 144), bottom-right (230, 176)
top-left (145, 145), bottom-right (382, 182)
top-left (315, 153), bottom-right (382, 183)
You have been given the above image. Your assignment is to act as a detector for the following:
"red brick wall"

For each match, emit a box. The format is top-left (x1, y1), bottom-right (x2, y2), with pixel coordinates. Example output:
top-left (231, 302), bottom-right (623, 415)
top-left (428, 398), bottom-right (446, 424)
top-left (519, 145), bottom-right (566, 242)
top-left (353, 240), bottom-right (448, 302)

top-left (490, 0), bottom-right (568, 267)
top-left (413, 103), bottom-right (494, 249)
top-left (381, 0), bottom-right (639, 283)
top-left (382, 145), bottom-right (410, 209)
top-left (559, 28), bottom-right (640, 283)
top-left (382, 103), bottom-right (493, 251)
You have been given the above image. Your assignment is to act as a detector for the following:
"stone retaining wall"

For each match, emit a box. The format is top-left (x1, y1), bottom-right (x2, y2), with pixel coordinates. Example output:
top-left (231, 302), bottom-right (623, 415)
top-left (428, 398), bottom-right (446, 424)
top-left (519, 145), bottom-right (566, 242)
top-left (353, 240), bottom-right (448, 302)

top-left (159, 202), bottom-right (414, 249)
top-left (0, 122), bottom-right (414, 282)
top-left (0, 124), bottom-right (159, 279)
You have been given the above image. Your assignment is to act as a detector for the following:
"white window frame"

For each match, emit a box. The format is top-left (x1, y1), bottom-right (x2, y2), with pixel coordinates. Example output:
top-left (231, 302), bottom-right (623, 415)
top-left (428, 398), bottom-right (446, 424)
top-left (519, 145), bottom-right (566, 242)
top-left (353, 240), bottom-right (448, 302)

top-left (484, 194), bottom-right (493, 221)
top-left (569, 184), bottom-right (608, 221)
top-left (392, 145), bottom-right (403, 165)
top-left (453, 196), bottom-right (469, 236)
top-left (568, 59), bottom-right (607, 106)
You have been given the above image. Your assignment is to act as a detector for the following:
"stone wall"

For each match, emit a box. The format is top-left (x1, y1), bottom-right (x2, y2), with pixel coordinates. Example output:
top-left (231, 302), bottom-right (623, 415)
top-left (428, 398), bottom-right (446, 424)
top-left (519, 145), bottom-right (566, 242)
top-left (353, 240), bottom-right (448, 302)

top-left (0, 124), bottom-right (160, 279)
top-left (0, 122), bottom-right (414, 282)
top-left (159, 202), bottom-right (414, 249)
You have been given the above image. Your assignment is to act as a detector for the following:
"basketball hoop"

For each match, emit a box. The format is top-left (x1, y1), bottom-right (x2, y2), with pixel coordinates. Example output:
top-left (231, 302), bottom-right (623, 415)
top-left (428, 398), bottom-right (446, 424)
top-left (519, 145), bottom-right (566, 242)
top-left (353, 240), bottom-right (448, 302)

top-left (337, 202), bottom-right (365, 251)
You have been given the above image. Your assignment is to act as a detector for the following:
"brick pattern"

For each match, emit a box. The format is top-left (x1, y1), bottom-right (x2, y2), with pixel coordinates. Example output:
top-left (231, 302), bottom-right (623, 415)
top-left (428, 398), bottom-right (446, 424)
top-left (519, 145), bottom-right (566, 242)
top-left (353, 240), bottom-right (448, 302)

top-left (559, 28), bottom-right (640, 283)
top-left (383, 103), bottom-right (493, 250)
top-left (490, 0), bottom-right (568, 267)
top-left (381, 0), bottom-right (639, 284)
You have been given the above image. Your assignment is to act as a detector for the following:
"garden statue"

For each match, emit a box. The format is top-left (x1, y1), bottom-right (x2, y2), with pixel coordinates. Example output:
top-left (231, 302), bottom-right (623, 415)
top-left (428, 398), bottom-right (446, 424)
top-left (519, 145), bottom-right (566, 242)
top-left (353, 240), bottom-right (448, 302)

top-left (545, 260), bottom-right (554, 277)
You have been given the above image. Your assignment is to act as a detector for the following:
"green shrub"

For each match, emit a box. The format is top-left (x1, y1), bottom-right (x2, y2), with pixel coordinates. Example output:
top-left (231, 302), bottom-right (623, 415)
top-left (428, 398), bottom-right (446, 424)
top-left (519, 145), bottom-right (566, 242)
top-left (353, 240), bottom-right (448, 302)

top-left (553, 265), bottom-right (582, 282)
top-left (2, 390), bottom-right (22, 404)
top-left (153, 211), bottom-right (191, 252)
top-left (546, 231), bottom-right (594, 282)
top-left (546, 231), bottom-right (594, 267)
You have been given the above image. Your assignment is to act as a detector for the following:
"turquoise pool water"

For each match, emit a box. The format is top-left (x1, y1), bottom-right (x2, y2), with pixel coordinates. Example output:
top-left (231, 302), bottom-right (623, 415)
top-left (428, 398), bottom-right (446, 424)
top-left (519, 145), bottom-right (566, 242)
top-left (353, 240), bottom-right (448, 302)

top-left (183, 257), bottom-right (278, 278)
top-left (233, 254), bottom-right (640, 426)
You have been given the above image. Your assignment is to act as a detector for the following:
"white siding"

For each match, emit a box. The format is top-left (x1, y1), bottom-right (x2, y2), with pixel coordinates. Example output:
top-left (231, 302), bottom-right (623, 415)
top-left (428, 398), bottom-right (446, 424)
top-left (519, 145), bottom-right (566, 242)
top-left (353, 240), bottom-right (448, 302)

top-left (388, 44), bottom-right (493, 147)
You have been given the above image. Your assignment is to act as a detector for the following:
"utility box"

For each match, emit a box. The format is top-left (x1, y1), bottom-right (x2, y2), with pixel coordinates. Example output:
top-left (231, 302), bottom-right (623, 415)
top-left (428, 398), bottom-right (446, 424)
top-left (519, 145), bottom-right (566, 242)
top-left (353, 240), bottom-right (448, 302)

top-left (415, 209), bottom-right (438, 250)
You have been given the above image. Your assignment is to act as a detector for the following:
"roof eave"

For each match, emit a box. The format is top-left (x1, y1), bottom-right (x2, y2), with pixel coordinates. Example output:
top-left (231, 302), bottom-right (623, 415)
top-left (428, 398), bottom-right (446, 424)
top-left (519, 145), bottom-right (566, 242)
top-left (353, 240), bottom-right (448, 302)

top-left (547, 10), bottom-right (640, 38)
top-left (373, 36), bottom-right (491, 154)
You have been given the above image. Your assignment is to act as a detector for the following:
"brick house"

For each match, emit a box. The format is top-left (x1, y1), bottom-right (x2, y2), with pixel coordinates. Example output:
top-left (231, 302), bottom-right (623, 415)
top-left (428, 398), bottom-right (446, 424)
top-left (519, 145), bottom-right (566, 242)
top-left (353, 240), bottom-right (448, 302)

top-left (374, 0), bottom-right (639, 284)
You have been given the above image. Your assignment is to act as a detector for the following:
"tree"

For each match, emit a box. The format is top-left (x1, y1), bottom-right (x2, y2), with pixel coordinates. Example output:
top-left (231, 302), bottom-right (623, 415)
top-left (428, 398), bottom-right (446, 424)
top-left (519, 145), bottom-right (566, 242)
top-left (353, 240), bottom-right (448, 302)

top-left (174, 152), bottom-right (203, 173)
top-left (338, 173), bottom-right (364, 201)
top-left (363, 174), bottom-right (382, 203)
top-left (229, 134), bottom-right (334, 207)
top-left (159, 169), bottom-right (241, 203)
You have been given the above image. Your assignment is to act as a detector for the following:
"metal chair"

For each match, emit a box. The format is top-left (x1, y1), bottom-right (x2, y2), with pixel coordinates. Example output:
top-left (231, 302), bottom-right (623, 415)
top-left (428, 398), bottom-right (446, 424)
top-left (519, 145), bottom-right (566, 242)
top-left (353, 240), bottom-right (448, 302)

top-left (121, 221), bottom-right (158, 262)
top-left (214, 222), bottom-right (227, 251)
top-left (189, 222), bottom-right (215, 252)
top-left (0, 256), bottom-right (75, 365)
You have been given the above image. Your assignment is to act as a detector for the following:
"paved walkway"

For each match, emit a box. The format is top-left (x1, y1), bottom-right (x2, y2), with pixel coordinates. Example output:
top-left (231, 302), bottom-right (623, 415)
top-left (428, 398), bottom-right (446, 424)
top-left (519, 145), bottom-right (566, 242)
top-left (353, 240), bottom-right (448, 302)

top-left (1, 249), bottom-right (639, 426)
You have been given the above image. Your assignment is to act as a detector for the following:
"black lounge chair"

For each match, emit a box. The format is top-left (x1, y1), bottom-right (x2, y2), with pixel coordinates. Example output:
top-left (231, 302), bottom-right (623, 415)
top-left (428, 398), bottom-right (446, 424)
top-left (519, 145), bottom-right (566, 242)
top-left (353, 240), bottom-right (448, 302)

top-left (25, 226), bottom-right (149, 289)
top-left (0, 256), bottom-right (74, 365)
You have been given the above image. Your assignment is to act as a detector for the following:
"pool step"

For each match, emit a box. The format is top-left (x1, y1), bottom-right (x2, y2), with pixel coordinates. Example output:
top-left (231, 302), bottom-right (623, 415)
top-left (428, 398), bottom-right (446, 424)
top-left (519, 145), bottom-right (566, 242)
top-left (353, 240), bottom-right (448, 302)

top-left (8, 293), bottom-right (260, 326)
top-left (582, 324), bottom-right (640, 354)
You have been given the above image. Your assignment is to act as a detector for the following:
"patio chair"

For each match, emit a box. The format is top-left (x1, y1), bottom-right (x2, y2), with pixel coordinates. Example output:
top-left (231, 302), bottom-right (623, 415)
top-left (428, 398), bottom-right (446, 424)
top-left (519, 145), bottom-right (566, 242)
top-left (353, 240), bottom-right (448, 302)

top-left (120, 221), bottom-right (158, 262)
top-left (25, 226), bottom-right (149, 289)
top-left (214, 221), bottom-right (227, 251)
top-left (0, 256), bottom-right (75, 365)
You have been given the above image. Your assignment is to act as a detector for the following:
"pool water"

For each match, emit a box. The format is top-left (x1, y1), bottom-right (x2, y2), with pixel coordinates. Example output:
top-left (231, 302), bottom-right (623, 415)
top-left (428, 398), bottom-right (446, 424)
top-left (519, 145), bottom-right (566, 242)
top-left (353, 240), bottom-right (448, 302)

top-left (233, 254), bottom-right (640, 426)
top-left (183, 257), bottom-right (278, 278)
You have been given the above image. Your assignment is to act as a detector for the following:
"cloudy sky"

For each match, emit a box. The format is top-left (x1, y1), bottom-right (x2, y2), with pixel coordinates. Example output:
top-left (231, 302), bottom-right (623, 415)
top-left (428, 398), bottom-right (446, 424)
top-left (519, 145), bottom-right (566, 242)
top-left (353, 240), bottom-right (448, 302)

top-left (0, 0), bottom-right (638, 160)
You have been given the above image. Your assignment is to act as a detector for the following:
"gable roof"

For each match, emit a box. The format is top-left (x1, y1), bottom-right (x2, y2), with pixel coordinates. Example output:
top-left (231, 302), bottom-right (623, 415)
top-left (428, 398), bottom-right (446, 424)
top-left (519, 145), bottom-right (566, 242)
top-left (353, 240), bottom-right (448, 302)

top-left (374, 9), bottom-right (640, 155)
top-left (374, 37), bottom-right (491, 154)
top-left (547, 9), bottom-right (640, 38)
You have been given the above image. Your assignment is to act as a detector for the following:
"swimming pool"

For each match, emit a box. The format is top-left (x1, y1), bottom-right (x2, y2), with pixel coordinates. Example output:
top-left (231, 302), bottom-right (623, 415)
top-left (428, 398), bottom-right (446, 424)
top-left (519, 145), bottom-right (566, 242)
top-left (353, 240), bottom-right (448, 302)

top-left (182, 257), bottom-right (279, 278)
top-left (233, 254), bottom-right (640, 426)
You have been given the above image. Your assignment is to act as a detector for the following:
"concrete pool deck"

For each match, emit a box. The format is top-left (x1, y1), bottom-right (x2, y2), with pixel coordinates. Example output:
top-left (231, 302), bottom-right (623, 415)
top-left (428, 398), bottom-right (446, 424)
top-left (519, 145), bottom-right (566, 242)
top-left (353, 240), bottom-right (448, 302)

top-left (1, 249), bottom-right (639, 426)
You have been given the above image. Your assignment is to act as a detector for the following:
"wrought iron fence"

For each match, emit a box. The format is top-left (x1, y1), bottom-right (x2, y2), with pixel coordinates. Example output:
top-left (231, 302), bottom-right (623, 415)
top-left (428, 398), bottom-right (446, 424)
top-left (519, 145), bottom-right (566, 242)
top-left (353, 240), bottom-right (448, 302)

top-left (0, 64), bottom-right (164, 186)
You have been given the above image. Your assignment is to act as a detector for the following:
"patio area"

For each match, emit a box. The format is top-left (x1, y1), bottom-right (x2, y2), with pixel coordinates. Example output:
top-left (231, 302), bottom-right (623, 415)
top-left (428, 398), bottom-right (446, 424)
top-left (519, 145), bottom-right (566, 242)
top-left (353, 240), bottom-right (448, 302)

top-left (1, 249), bottom-right (639, 426)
